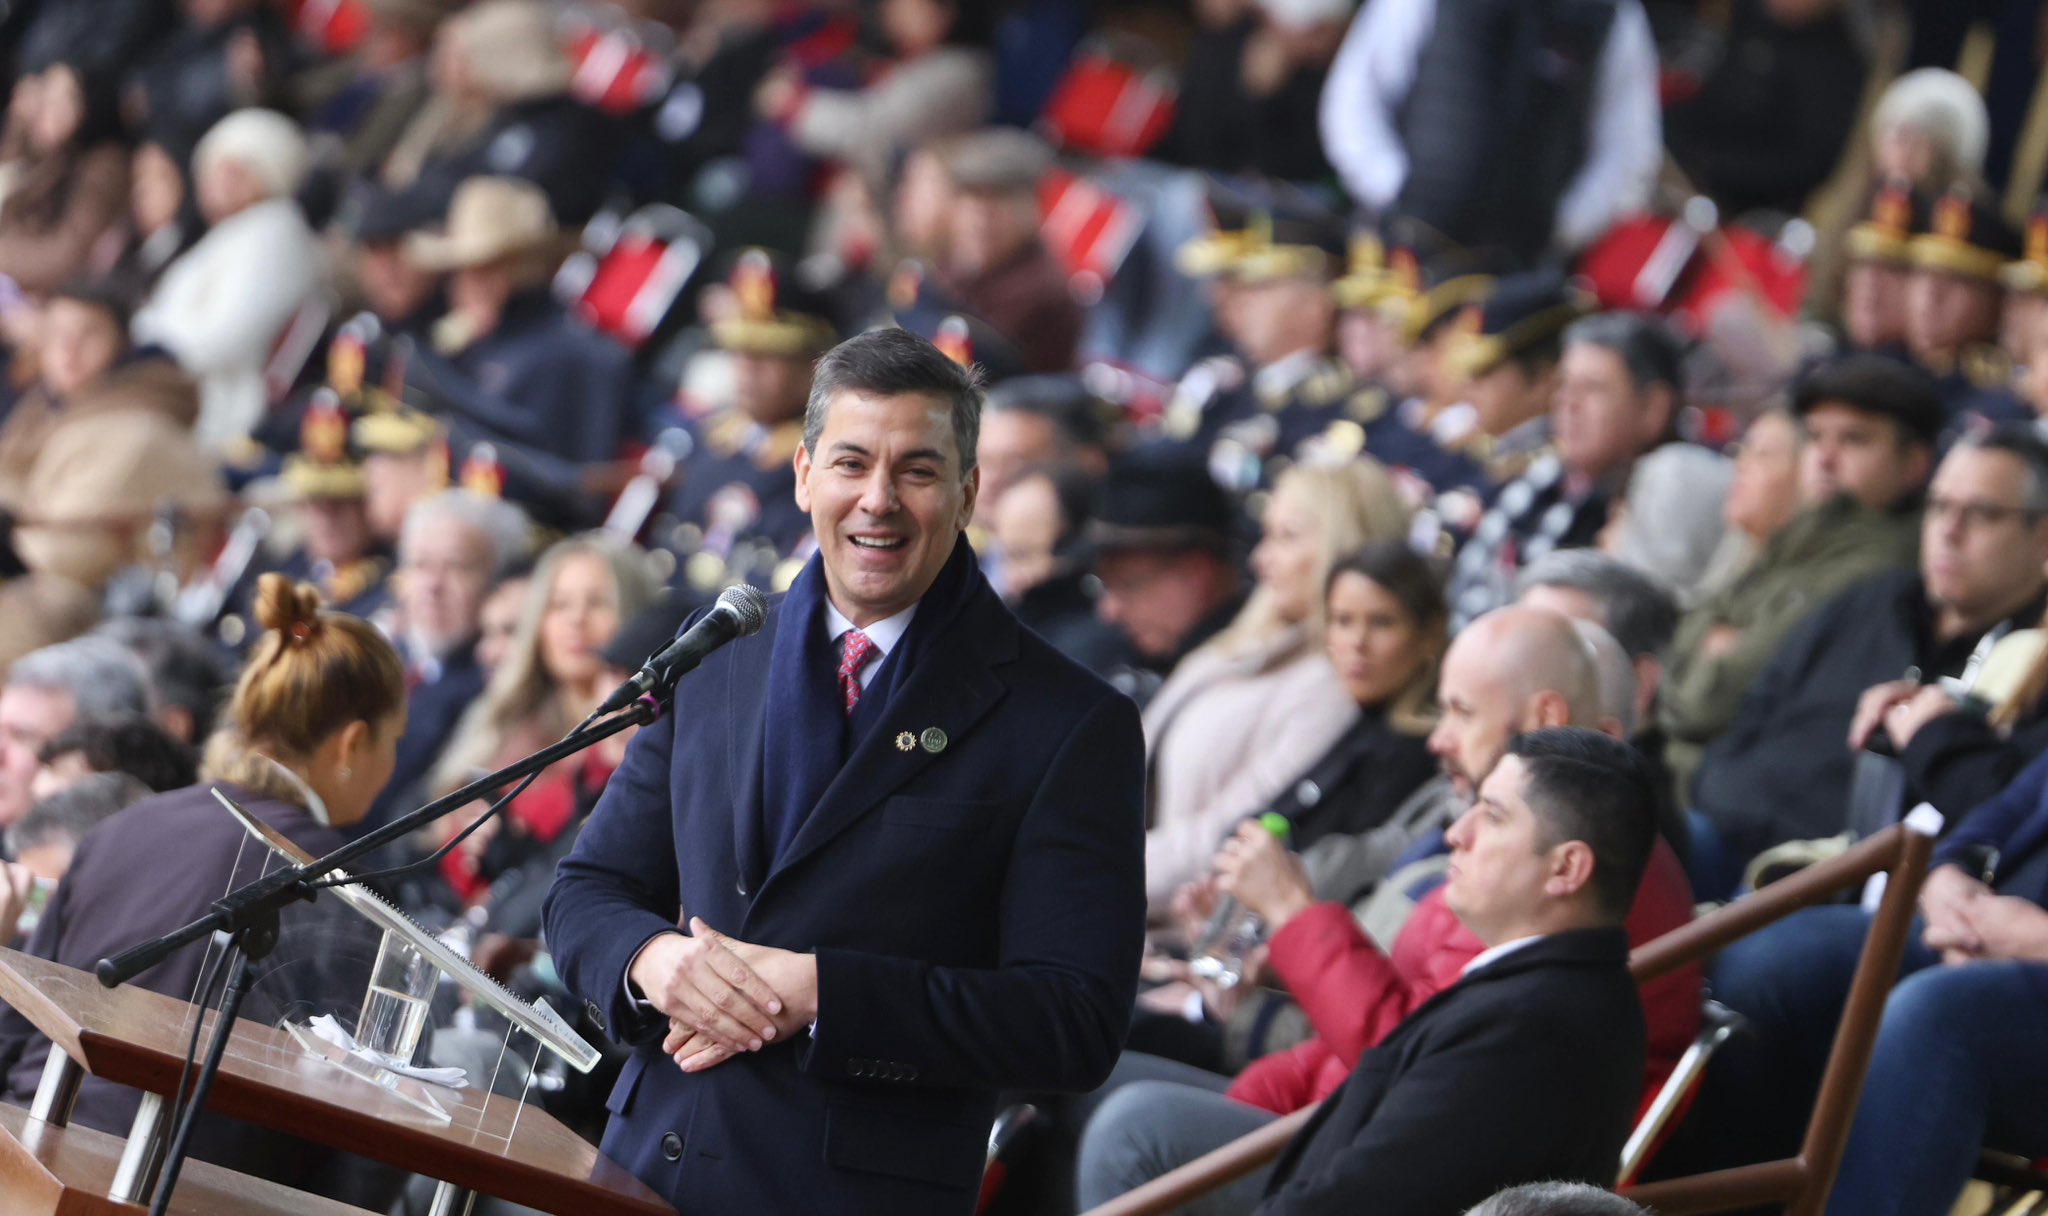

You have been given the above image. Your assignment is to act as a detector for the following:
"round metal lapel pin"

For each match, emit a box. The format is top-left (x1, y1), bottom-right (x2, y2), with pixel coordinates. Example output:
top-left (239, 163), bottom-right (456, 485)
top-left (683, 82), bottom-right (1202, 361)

top-left (919, 727), bottom-right (948, 754)
top-left (895, 731), bottom-right (916, 752)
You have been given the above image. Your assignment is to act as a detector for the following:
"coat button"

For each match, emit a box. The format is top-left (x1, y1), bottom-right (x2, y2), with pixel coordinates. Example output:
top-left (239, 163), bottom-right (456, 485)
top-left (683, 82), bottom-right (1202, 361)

top-left (661, 1132), bottom-right (683, 1161)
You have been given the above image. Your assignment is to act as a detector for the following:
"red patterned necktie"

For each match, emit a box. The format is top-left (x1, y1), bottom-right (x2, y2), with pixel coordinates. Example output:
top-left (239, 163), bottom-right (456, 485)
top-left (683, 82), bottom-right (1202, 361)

top-left (838, 629), bottom-right (877, 715)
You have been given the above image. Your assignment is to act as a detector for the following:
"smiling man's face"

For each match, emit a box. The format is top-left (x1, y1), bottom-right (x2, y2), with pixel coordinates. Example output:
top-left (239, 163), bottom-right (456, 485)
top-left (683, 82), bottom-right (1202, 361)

top-left (794, 389), bottom-right (979, 626)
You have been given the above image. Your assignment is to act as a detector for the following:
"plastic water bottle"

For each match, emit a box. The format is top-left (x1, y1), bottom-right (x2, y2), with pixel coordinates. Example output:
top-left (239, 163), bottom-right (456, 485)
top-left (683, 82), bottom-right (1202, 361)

top-left (1187, 812), bottom-right (1293, 989)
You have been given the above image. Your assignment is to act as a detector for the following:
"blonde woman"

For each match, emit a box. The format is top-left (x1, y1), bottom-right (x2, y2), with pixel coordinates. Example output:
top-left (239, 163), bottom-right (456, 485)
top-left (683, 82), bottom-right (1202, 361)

top-left (428, 534), bottom-right (658, 903)
top-left (1142, 458), bottom-right (1411, 912)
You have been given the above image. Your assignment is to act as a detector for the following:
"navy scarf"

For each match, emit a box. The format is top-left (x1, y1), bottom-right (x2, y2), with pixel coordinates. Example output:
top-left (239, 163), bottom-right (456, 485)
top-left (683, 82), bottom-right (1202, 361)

top-left (759, 536), bottom-right (983, 869)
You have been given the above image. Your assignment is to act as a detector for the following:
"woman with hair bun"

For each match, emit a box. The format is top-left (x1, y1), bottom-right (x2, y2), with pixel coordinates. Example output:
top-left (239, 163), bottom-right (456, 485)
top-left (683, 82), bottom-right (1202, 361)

top-left (0, 573), bottom-right (410, 1202)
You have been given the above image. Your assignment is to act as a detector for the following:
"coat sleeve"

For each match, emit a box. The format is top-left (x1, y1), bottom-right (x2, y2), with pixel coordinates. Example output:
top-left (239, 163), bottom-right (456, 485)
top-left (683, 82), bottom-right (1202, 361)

top-left (802, 689), bottom-right (1145, 1093)
top-left (1931, 746), bottom-right (2048, 869)
top-left (1225, 1036), bottom-right (1335, 1115)
top-left (542, 705), bottom-right (687, 1047)
top-left (1899, 711), bottom-right (2048, 821)
top-left (1250, 1012), bottom-right (1604, 1216)
top-left (1263, 901), bottom-right (1433, 1069)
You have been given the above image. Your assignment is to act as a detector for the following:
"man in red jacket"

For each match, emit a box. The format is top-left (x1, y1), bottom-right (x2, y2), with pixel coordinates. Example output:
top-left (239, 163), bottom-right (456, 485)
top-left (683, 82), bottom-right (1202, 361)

top-left (1076, 607), bottom-right (1700, 1213)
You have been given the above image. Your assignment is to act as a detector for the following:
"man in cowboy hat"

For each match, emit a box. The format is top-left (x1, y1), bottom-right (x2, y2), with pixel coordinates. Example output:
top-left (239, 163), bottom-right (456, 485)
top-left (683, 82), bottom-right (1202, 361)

top-left (403, 176), bottom-right (632, 526)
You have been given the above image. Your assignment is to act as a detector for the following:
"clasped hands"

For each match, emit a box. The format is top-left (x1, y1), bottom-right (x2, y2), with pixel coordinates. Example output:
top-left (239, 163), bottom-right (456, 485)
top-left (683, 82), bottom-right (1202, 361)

top-left (1918, 865), bottom-right (2048, 966)
top-left (628, 917), bottom-right (818, 1075)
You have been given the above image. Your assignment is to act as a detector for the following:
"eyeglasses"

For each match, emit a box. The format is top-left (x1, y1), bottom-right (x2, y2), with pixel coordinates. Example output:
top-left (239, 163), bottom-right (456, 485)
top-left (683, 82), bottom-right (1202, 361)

top-left (1925, 496), bottom-right (2042, 531)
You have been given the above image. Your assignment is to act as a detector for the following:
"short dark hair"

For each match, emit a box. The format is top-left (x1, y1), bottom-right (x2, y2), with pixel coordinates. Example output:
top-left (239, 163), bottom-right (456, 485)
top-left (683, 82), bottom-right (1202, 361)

top-left (1563, 312), bottom-right (1685, 394)
top-left (1504, 728), bottom-right (1657, 923)
top-left (1950, 425), bottom-right (2048, 517)
top-left (93, 618), bottom-right (235, 744)
top-left (804, 327), bottom-right (985, 476)
top-left (48, 277), bottom-right (135, 334)
top-left (1791, 353), bottom-right (1943, 448)
top-left (37, 714), bottom-right (197, 792)
top-left (1515, 550), bottom-right (1678, 660)
top-left (5, 771), bottom-right (153, 856)
top-left (1326, 542), bottom-right (1447, 633)
top-left (1465, 1181), bottom-right (1650, 1216)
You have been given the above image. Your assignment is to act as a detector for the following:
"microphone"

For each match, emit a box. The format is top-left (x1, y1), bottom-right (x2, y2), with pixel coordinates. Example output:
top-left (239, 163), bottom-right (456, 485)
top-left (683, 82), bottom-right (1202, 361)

top-left (594, 584), bottom-right (769, 716)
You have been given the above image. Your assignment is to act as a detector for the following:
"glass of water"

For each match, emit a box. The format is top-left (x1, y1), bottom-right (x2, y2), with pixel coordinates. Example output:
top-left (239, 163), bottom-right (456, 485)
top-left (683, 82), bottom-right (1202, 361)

top-left (358, 929), bottom-right (436, 1065)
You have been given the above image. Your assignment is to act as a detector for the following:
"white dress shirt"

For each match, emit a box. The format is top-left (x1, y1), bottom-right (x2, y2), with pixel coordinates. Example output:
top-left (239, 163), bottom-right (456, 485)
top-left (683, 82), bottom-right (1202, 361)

top-left (1460, 934), bottom-right (1545, 978)
top-left (1317, 0), bottom-right (1660, 251)
top-left (824, 601), bottom-right (918, 692)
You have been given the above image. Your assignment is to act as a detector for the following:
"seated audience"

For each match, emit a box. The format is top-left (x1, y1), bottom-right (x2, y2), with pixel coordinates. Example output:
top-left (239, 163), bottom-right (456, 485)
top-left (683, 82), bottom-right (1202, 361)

top-left (382, 0), bottom-right (617, 226)
top-left (102, 126), bottom-right (200, 293)
top-left (1142, 460), bottom-right (1410, 911)
top-left (1690, 429), bottom-right (2048, 897)
top-left (759, 0), bottom-right (992, 188)
top-left (290, 0), bottom-right (448, 180)
top-left (404, 177), bottom-right (632, 522)
top-left (976, 374), bottom-right (1111, 521)
top-left (1702, 742), bottom-right (2048, 1207)
top-left (1089, 454), bottom-right (1248, 693)
top-left (0, 636), bottom-right (149, 841)
top-left (1660, 355), bottom-right (1938, 799)
top-left (0, 574), bottom-right (401, 1199)
top-left (33, 714), bottom-right (196, 798)
top-left (1449, 313), bottom-right (1686, 628)
top-left (92, 616), bottom-right (234, 745)
top-left (362, 489), bottom-right (531, 832)
top-left (934, 128), bottom-right (1081, 374)
top-left (131, 107), bottom-right (320, 447)
top-left (0, 62), bottom-right (130, 296)
top-left (427, 534), bottom-right (658, 906)
top-left (1696, 407), bottom-right (1806, 596)
top-left (0, 280), bottom-right (199, 508)
top-left (6, 770), bottom-right (152, 883)
top-left (123, 0), bottom-right (288, 146)
top-left (1598, 442), bottom-right (1733, 606)
top-left (1166, 0), bottom-right (1347, 183)
top-left (474, 565), bottom-right (531, 678)
top-left (1085, 729), bottom-right (1658, 1215)
top-left (992, 463), bottom-right (1130, 676)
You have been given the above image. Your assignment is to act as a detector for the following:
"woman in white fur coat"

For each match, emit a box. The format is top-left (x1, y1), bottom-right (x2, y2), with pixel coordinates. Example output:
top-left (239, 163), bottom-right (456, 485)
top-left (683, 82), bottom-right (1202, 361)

top-left (131, 108), bottom-right (322, 449)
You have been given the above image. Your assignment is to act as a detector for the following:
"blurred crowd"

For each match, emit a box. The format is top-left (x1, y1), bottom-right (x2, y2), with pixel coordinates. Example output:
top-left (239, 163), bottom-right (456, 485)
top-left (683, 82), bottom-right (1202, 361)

top-left (0, 0), bottom-right (2043, 1212)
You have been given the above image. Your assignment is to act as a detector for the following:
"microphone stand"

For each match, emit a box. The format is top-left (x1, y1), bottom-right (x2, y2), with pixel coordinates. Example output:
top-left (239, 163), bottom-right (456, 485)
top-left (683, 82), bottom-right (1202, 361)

top-left (94, 693), bottom-right (668, 1216)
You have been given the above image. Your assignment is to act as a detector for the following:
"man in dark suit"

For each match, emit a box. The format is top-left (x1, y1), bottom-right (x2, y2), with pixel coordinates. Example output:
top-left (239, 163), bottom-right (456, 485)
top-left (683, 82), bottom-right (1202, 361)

top-left (1250, 727), bottom-right (1653, 1216)
top-left (543, 328), bottom-right (1147, 1215)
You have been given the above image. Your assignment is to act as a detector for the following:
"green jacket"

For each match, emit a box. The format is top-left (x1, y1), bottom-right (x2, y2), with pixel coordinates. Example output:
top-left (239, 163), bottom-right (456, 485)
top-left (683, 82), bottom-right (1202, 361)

top-left (1660, 495), bottom-right (1920, 794)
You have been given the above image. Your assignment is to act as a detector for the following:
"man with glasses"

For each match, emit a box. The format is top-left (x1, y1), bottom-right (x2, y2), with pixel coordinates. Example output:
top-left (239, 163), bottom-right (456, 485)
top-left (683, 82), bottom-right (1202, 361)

top-left (1687, 428), bottom-right (2048, 898)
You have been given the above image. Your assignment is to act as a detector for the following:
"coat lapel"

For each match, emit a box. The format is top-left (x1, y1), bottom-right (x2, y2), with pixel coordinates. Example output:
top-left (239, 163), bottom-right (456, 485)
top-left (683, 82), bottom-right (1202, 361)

top-left (726, 607), bottom-right (779, 894)
top-left (758, 592), bottom-right (1015, 893)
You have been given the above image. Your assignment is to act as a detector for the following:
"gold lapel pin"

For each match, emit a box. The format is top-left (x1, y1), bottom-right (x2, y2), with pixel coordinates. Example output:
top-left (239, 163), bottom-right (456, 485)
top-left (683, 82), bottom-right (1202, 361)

top-left (895, 731), bottom-right (916, 752)
top-left (920, 727), bottom-right (948, 754)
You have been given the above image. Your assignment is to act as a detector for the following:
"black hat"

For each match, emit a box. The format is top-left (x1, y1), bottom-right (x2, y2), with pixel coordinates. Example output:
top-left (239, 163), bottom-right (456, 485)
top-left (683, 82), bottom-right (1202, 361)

top-left (891, 304), bottom-right (1031, 385)
top-left (1083, 453), bottom-right (1237, 558)
top-left (1791, 353), bottom-right (1944, 446)
top-left (352, 186), bottom-right (440, 245)
top-left (598, 594), bottom-right (698, 672)
top-left (1907, 187), bottom-right (2022, 281)
top-left (712, 248), bottom-right (840, 357)
top-left (1446, 270), bottom-right (1593, 379)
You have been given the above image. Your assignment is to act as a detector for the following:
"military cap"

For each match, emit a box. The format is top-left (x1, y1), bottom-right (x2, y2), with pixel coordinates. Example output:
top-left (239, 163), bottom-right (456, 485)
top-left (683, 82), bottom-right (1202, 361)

top-left (1845, 178), bottom-right (1924, 265)
top-left (1446, 270), bottom-right (1593, 380)
top-left (2001, 200), bottom-right (2048, 294)
top-left (281, 393), bottom-right (364, 500)
top-left (1907, 187), bottom-right (2022, 281)
top-left (711, 248), bottom-right (840, 358)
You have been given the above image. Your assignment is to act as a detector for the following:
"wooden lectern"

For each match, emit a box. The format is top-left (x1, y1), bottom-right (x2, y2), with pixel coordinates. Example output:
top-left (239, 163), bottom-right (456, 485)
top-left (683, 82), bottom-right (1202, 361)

top-left (0, 949), bottom-right (672, 1216)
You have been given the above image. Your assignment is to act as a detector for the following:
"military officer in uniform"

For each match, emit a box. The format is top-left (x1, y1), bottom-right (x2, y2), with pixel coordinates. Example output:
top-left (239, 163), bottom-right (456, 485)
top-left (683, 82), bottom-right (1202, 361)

top-left (1902, 186), bottom-right (2029, 428)
top-left (664, 250), bottom-right (840, 595)
top-left (266, 397), bottom-right (393, 622)
top-left (1839, 178), bottom-right (1924, 359)
top-left (1421, 270), bottom-right (1594, 526)
top-left (352, 402), bottom-right (450, 548)
top-left (1999, 200), bottom-right (2048, 370)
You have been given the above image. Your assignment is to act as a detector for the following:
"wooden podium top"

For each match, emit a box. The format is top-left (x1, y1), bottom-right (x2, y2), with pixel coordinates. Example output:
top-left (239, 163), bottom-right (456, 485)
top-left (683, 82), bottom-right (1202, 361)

top-left (0, 949), bottom-right (671, 1216)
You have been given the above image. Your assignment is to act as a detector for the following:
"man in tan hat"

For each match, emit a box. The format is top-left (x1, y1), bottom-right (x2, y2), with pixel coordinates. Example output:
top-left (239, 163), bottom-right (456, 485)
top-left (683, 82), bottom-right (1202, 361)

top-left (936, 128), bottom-right (1082, 374)
top-left (403, 176), bottom-right (633, 523)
